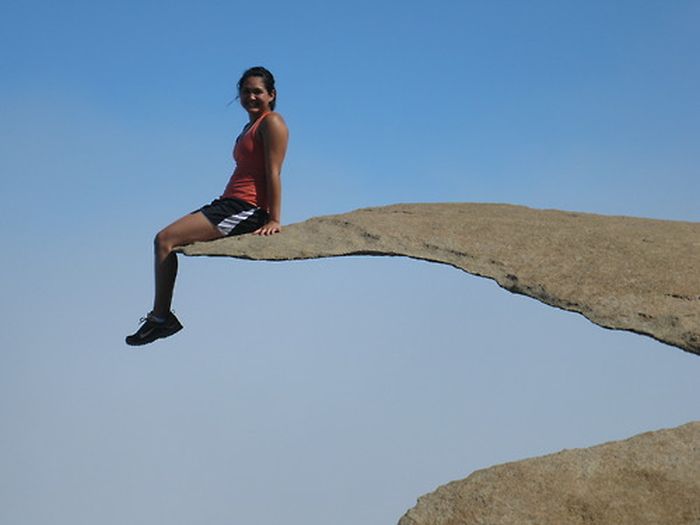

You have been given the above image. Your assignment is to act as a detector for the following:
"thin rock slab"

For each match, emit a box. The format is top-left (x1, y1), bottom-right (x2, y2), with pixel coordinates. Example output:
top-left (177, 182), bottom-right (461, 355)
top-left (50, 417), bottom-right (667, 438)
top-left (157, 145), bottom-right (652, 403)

top-left (177, 203), bottom-right (700, 356)
top-left (397, 421), bottom-right (700, 525)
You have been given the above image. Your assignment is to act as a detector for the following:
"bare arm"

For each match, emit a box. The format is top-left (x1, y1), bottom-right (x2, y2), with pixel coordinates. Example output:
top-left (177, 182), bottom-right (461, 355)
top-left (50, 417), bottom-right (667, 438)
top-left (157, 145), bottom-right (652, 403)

top-left (255, 112), bottom-right (289, 236)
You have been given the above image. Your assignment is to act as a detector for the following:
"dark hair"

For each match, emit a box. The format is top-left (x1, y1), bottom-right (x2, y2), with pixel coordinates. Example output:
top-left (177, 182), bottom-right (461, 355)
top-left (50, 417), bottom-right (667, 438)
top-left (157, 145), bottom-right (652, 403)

top-left (237, 66), bottom-right (277, 110)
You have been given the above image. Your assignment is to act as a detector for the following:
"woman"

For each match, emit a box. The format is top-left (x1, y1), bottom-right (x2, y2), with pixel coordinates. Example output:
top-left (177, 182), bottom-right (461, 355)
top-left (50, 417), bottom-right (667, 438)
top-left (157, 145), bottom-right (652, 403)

top-left (126, 66), bottom-right (289, 346)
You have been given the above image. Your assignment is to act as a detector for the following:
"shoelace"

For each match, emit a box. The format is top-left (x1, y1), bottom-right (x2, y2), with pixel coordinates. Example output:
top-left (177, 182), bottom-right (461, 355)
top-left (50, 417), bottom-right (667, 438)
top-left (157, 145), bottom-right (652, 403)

top-left (137, 312), bottom-right (157, 325)
top-left (136, 311), bottom-right (175, 325)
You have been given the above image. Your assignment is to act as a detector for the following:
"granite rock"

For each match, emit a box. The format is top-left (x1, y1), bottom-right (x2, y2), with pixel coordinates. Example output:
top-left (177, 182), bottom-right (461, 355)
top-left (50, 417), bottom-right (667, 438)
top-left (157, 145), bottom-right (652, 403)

top-left (398, 421), bottom-right (700, 525)
top-left (178, 203), bottom-right (700, 356)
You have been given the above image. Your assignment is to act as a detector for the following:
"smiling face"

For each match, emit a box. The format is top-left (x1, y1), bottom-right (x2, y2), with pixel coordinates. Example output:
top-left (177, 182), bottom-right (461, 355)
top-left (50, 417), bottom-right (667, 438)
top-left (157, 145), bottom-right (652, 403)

top-left (239, 76), bottom-right (275, 119)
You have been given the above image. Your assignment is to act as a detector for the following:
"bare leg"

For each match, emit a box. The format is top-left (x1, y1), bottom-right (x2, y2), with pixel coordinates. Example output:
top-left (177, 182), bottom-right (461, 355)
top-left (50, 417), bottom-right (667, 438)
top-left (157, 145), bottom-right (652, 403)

top-left (153, 212), bottom-right (222, 317)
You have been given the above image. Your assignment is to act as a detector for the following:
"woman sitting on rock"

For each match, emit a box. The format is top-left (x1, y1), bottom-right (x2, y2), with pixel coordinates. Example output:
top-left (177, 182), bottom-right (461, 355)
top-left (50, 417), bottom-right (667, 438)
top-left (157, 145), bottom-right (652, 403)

top-left (126, 66), bottom-right (289, 346)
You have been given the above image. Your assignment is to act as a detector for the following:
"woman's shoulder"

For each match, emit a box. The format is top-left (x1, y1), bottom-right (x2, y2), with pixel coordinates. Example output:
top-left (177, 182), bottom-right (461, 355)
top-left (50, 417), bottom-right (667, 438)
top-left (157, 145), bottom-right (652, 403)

top-left (259, 111), bottom-right (288, 135)
top-left (261, 111), bottom-right (286, 126)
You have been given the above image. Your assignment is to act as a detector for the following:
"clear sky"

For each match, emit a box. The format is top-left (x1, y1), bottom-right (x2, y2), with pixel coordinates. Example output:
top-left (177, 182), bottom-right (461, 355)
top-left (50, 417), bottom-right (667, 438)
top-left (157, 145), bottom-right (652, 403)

top-left (1, 1), bottom-right (699, 524)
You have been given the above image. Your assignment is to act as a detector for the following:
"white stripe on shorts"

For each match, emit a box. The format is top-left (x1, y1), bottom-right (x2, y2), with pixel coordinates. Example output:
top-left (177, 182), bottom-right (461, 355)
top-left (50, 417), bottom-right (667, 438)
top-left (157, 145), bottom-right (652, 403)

top-left (217, 208), bottom-right (257, 235)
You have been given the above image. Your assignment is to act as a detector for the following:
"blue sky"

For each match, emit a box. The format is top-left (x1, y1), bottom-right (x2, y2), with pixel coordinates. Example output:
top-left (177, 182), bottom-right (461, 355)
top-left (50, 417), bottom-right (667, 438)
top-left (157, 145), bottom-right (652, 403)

top-left (2, 1), bottom-right (699, 524)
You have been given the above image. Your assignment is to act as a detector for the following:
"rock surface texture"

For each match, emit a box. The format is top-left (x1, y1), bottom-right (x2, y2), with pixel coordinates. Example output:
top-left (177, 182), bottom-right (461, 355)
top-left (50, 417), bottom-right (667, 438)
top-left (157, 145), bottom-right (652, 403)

top-left (178, 203), bottom-right (700, 356)
top-left (397, 421), bottom-right (700, 525)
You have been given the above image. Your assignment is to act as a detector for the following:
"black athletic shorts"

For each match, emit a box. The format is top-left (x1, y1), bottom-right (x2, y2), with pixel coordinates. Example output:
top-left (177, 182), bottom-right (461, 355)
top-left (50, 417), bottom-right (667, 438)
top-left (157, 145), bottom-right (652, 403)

top-left (195, 198), bottom-right (268, 236)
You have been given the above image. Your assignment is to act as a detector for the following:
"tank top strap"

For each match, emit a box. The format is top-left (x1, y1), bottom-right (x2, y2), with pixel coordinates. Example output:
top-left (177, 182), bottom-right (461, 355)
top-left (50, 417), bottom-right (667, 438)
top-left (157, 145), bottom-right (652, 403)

top-left (249, 111), bottom-right (272, 135)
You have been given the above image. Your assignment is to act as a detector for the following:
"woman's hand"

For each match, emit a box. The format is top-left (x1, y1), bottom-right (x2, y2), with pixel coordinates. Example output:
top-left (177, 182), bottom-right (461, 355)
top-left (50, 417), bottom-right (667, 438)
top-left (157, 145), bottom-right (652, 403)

top-left (254, 220), bottom-right (281, 236)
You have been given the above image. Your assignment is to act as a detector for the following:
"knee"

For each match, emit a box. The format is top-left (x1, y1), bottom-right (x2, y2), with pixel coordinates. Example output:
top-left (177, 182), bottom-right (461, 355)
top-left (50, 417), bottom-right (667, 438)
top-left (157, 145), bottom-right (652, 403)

top-left (154, 229), bottom-right (173, 254)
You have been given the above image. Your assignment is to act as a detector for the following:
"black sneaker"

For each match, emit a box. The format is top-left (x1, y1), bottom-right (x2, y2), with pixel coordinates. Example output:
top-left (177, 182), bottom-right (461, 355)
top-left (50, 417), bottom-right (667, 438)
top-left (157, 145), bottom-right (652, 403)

top-left (125, 312), bottom-right (183, 346)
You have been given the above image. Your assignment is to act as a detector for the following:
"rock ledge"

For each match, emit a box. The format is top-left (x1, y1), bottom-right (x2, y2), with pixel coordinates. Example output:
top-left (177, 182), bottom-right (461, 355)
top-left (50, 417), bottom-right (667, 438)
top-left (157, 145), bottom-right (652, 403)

top-left (178, 203), bottom-right (700, 356)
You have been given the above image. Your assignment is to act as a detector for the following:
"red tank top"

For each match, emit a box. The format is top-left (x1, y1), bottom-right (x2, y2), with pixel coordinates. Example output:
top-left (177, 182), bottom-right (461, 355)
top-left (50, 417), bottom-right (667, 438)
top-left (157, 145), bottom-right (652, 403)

top-left (221, 112), bottom-right (271, 209)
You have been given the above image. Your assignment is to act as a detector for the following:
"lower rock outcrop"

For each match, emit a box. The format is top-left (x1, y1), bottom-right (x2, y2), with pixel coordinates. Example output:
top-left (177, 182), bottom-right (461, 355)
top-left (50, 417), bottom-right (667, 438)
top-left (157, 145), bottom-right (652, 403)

top-left (178, 203), bottom-right (700, 356)
top-left (398, 421), bottom-right (700, 525)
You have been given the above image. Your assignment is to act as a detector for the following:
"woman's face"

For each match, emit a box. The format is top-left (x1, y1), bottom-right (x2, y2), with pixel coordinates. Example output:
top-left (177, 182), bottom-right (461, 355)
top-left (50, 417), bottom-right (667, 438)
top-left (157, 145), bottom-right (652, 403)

top-left (239, 76), bottom-right (275, 117)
